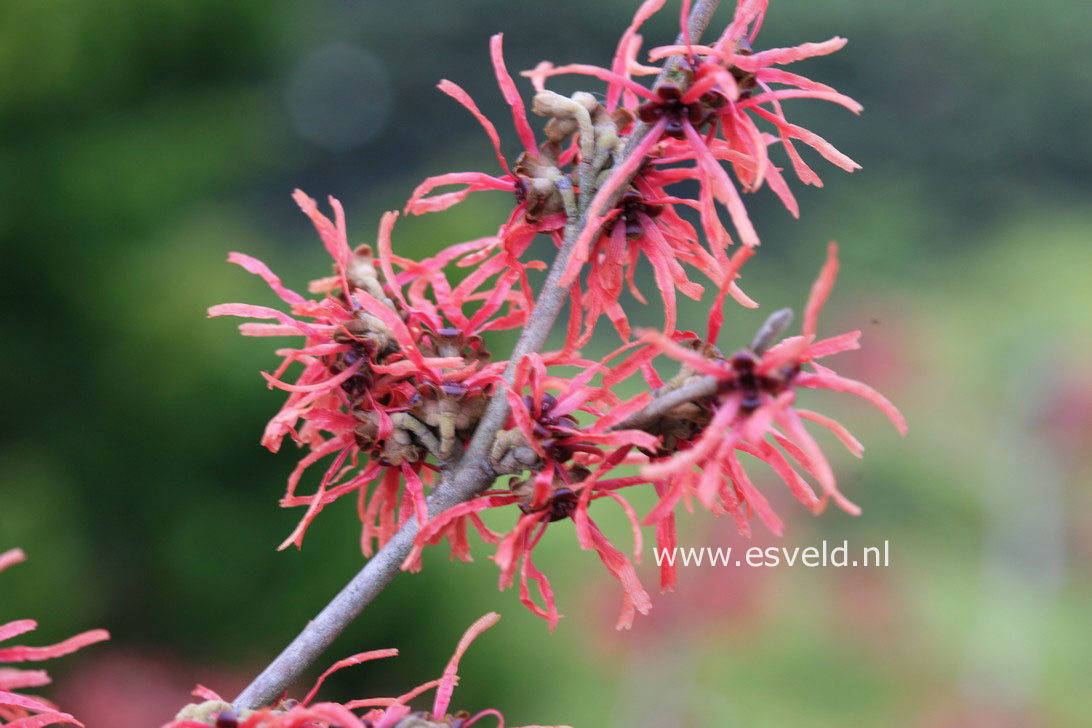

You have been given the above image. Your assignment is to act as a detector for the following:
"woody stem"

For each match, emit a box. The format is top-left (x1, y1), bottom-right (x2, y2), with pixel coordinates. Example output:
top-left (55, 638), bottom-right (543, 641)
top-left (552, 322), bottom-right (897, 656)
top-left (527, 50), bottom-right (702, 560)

top-left (232, 0), bottom-right (721, 710)
top-left (612, 307), bottom-right (797, 431)
top-left (613, 375), bottom-right (720, 431)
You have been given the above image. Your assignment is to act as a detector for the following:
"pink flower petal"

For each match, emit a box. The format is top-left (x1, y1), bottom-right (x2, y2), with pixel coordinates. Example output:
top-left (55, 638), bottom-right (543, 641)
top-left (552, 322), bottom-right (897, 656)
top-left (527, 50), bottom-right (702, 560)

top-left (802, 241), bottom-right (839, 338)
top-left (490, 34), bottom-right (537, 155)
top-left (301, 649), bottom-right (399, 707)
top-left (433, 612), bottom-right (500, 718)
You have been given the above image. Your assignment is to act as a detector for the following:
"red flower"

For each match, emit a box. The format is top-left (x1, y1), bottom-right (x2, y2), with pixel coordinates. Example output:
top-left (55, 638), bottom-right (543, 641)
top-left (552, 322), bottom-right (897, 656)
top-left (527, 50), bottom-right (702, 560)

top-left (647, 1), bottom-right (862, 216)
top-left (211, 192), bottom-right (523, 554)
top-left (526, 0), bottom-right (861, 290)
top-left (577, 170), bottom-right (758, 344)
top-left (406, 355), bottom-right (659, 630)
top-left (1, 548), bottom-right (109, 727)
top-left (403, 33), bottom-right (566, 281)
top-left (404, 28), bottom-right (758, 346)
top-left (638, 242), bottom-right (906, 535)
top-left (406, 466), bottom-right (653, 632)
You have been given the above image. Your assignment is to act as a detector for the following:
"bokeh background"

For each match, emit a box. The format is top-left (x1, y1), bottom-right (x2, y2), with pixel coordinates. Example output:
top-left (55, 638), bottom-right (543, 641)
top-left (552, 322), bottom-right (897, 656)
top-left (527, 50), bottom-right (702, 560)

top-left (3, 0), bottom-right (1091, 726)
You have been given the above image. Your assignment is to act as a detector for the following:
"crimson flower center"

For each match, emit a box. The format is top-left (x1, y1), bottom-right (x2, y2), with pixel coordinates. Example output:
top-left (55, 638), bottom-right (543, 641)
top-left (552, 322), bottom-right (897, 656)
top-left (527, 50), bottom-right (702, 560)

top-left (637, 83), bottom-right (717, 139)
top-left (720, 352), bottom-right (800, 413)
top-left (610, 189), bottom-right (665, 239)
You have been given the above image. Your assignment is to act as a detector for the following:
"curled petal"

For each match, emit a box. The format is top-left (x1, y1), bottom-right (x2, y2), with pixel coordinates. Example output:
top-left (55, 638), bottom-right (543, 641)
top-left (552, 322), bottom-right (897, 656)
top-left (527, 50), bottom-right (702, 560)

top-left (293, 189), bottom-right (352, 293)
top-left (0, 668), bottom-right (50, 691)
top-left (0, 629), bottom-right (110, 663)
top-left (0, 620), bottom-right (36, 645)
top-left (600, 491), bottom-right (644, 563)
top-left (724, 452), bottom-right (784, 536)
top-left (437, 80), bottom-right (511, 173)
top-left (642, 398), bottom-right (740, 480)
top-left (806, 330), bottom-right (861, 360)
top-left (301, 649), bottom-right (399, 707)
top-left (585, 520), bottom-right (652, 630)
top-left (227, 253), bottom-right (306, 306)
top-left (0, 690), bottom-right (83, 726)
top-left (796, 409), bottom-right (864, 457)
top-left (519, 533), bottom-right (560, 631)
top-left (751, 107), bottom-right (860, 173)
top-left (640, 329), bottom-right (729, 379)
top-left (490, 34), bottom-right (536, 155)
top-left (775, 407), bottom-right (859, 515)
top-left (208, 303), bottom-right (322, 338)
top-left (733, 37), bottom-right (849, 70)
top-left (739, 88), bottom-right (862, 115)
top-left (404, 172), bottom-right (514, 216)
top-left (682, 120), bottom-right (759, 247)
top-left (757, 335), bottom-right (810, 374)
top-left (803, 241), bottom-right (839, 338)
top-left (608, 0), bottom-right (667, 111)
top-left (519, 63), bottom-right (657, 101)
top-left (260, 359), bottom-right (363, 393)
top-left (796, 367), bottom-right (908, 435)
top-left (433, 612), bottom-right (501, 718)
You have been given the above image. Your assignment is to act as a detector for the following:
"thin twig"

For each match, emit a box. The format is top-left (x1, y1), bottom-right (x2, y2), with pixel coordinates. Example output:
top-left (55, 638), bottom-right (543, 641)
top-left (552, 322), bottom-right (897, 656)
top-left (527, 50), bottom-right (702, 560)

top-left (611, 375), bottom-right (719, 432)
top-left (614, 306), bottom-right (799, 430)
top-left (233, 0), bottom-right (721, 709)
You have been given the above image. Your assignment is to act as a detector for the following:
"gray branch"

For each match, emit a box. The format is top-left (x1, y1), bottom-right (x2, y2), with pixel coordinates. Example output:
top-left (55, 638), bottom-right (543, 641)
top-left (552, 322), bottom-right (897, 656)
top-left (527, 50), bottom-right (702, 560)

top-left (611, 375), bottom-right (719, 432)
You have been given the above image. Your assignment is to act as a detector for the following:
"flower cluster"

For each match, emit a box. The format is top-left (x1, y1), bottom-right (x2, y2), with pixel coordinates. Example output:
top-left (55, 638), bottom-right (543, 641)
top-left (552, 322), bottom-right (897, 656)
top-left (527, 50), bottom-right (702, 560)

top-left (213, 191), bottom-right (526, 554)
top-left (636, 243), bottom-right (906, 551)
top-left (166, 613), bottom-right (562, 728)
top-left (218, 0), bottom-right (903, 631)
top-left (405, 353), bottom-right (659, 629)
top-left (1, 548), bottom-right (109, 727)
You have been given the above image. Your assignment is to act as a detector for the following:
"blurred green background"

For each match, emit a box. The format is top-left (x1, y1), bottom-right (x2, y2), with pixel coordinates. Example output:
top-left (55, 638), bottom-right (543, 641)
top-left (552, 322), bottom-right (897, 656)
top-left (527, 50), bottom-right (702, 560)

top-left (2, 0), bottom-right (1090, 726)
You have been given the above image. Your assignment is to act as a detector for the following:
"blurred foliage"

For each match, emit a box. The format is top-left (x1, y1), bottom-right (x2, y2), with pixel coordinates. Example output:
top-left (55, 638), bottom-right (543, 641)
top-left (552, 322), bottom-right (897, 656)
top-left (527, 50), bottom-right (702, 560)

top-left (1, 0), bottom-right (1090, 726)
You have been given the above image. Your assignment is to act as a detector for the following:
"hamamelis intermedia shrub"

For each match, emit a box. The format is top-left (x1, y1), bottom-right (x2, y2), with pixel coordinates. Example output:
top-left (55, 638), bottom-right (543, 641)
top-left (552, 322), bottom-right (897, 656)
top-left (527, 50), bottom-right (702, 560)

top-left (202, 0), bottom-right (907, 716)
top-left (216, 0), bottom-right (903, 631)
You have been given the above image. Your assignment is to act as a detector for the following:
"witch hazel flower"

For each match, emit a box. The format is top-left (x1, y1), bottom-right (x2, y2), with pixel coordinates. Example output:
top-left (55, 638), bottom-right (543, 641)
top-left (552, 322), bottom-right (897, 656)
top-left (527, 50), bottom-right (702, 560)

top-left (168, 613), bottom-right (564, 728)
top-left (574, 164), bottom-right (760, 344)
top-left (211, 191), bottom-right (526, 554)
top-left (492, 353), bottom-right (659, 474)
top-left (638, 242), bottom-right (907, 536)
top-left (645, 0), bottom-right (863, 217)
top-left (405, 28), bottom-right (751, 345)
top-left (1, 548), bottom-right (109, 727)
top-left (403, 35), bottom-right (568, 257)
top-left (530, 89), bottom-right (755, 344)
top-left (406, 463), bottom-right (653, 632)
top-left (494, 356), bottom-right (659, 630)
top-left (527, 0), bottom-right (861, 298)
top-left (403, 355), bottom-right (659, 630)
